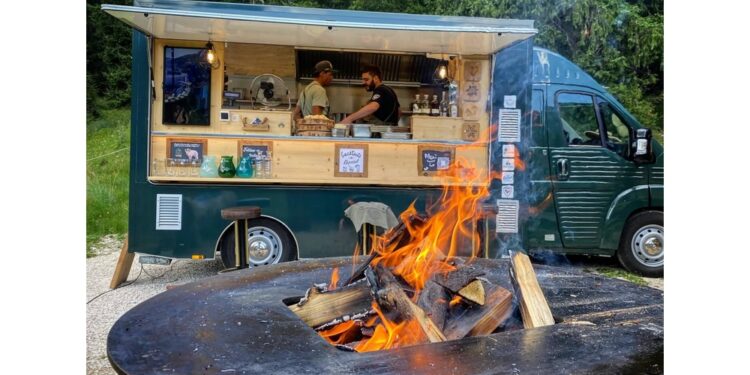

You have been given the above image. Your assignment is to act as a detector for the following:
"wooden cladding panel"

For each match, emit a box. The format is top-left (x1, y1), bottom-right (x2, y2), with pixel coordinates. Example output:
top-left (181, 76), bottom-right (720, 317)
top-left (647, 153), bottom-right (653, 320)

top-left (150, 136), bottom-right (488, 186)
top-left (224, 43), bottom-right (296, 78)
top-left (411, 117), bottom-right (465, 140)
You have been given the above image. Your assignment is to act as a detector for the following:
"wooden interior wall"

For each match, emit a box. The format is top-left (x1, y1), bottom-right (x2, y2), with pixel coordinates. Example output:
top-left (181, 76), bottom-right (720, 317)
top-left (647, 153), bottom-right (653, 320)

top-left (224, 43), bottom-right (296, 78)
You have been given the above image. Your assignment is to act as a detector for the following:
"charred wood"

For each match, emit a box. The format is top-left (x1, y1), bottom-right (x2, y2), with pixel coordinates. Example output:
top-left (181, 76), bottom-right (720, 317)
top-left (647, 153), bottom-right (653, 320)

top-left (417, 280), bottom-right (449, 330)
top-left (373, 265), bottom-right (447, 343)
top-left (434, 265), bottom-right (485, 293)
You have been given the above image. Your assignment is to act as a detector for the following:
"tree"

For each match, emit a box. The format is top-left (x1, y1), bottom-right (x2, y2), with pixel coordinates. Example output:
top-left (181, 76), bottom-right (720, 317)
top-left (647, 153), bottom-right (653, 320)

top-left (87, 0), bottom-right (663, 136)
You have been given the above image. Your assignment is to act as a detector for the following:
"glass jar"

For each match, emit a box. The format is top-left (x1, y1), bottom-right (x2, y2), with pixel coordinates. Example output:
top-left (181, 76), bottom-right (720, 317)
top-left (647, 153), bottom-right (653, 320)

top-left (236, 156), bottom-right (254, 178)
top-left (166, 158), bottom-right (177, 176)
top-left (263, 152), bottom-right (272, 178)
top-left (218, 155), bottom-right (236, 178)
top-left (199, 155), bottom-right (219, 177)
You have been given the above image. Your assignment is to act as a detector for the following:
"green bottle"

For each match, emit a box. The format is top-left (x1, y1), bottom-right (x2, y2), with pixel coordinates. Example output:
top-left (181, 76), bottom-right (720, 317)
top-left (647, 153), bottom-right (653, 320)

top-left (236, 156), bottom-right (254, 178)
top-left (218, 155), bottom-right (236, 178)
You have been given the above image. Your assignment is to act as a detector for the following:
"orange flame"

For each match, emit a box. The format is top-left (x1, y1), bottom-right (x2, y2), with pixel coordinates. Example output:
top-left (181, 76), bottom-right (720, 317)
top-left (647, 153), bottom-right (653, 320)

top-left (322, 126), bottom-right (508, 352)
top-left (355, 301), bottom-right (425, 352)
top-left (369, 155), bottom-right (491, 292)
top-left (449, 295), bottom-right (463, 307)
top-left (329, 267), bottom-right (339, 291)
top-left (319, 320), bottom-right (360, 345)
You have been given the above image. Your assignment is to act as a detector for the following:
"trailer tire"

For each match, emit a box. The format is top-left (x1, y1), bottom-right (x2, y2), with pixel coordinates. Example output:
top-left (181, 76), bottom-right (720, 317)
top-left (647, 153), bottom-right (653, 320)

top-left (616, 211), bottom-right (663, 277)
top-left (219, 217), bottom-right (296, 269)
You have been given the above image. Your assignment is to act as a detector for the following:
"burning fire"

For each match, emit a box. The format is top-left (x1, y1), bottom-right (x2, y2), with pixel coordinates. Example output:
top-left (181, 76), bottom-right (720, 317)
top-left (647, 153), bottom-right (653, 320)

top-left (369, 156), bottom-right (491, 292)
top-left (355, 301), bottom-right (425, 352)
top-left (319, 127), bottom-right (520, 352)
top-left (347, 156), bottom-right (493, 351)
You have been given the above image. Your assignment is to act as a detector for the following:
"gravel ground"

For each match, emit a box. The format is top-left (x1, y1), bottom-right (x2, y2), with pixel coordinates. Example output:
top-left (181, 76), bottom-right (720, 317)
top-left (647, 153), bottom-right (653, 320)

top-left (86, 236), bottom-right (663, 374)
top-left (86, 236), bottom-right (223, 375)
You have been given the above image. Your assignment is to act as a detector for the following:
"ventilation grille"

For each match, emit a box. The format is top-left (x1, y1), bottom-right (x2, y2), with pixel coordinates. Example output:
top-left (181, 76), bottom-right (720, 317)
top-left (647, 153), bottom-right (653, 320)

top-left (498, 109), bottom-right (521, 142)
top-left (156, 194), bottom-right (182, 230)
top-left (496, 199), bottom-right (519, 233)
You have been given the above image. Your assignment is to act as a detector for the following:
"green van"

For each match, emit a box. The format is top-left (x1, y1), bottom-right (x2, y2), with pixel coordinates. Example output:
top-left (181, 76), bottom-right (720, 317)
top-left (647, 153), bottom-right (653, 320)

top-left (103, 1), bottom-right (663, 286)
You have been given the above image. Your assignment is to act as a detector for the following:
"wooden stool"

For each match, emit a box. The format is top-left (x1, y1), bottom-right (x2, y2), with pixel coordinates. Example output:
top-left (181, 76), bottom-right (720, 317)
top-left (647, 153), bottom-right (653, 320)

top-left (221, 206), bottom-right (262, 271)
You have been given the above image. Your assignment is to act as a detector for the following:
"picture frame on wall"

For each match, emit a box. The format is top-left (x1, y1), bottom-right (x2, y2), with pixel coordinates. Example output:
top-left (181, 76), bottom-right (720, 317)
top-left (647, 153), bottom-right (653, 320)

top-left (166, 137), bottom-right (208, 163)
top-left (334, 144), bottom-right (368, 177)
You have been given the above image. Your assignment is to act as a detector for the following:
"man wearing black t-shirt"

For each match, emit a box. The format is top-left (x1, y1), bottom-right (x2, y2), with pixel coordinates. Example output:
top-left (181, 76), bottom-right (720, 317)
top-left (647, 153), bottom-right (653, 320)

top-left (340, 64), bottom-right (400, 125)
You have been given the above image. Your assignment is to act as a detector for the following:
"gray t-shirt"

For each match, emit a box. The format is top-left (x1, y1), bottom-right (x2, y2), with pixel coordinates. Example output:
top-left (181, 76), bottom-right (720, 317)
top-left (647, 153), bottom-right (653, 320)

top-left (297, 81), bottom-right (329, 117)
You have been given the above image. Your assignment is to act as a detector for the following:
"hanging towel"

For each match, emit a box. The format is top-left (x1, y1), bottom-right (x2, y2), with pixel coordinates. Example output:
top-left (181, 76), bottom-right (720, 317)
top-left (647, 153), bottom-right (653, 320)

top-left (344, 202), bottom-right (399, 232)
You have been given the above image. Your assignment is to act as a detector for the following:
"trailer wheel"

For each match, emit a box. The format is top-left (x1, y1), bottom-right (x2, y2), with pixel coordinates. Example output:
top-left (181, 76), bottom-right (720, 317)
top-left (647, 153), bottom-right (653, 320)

top-left (616, 211), bottom-right (663, 277)
top-left (219, 217), bottom-right (296, 268)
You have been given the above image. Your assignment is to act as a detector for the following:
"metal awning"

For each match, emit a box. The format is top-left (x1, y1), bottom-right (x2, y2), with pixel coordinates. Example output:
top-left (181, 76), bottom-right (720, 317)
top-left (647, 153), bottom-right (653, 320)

top-left (103, 0), bottom-right (537, 55)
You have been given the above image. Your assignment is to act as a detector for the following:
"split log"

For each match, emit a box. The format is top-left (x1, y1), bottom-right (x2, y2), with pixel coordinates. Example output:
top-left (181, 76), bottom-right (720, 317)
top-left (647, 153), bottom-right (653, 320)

top-left (288, 281), bottom-right (374, 329)
top-left (457, 279), bottom-right (485, 305)
top-left (374, 265), bottom-right (446, 342)
top-left (443, 282), bottom-right (513, 340)
top-left (417, 280), bottom-right (449, 330)
top-left (434, 265), bottom-right (485, 293)
top-left (510, 251), bottom-right (555, 328)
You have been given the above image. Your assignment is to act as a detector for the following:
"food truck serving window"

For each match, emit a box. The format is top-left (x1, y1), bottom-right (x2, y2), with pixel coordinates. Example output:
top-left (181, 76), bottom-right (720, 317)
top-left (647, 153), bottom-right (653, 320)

top-left (163, 47), bottom-right (211, 126)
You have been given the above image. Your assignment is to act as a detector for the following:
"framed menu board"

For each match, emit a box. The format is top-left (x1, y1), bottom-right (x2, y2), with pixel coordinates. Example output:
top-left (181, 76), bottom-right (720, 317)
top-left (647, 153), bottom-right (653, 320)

top-left (418, 145), bottom-right (454, 176)
top-left (166, 137), bottom-right (208, 163)
top-left (237, 140), bottom-right (273, 161)
top-left (334, 144), bottom-right (368, 177)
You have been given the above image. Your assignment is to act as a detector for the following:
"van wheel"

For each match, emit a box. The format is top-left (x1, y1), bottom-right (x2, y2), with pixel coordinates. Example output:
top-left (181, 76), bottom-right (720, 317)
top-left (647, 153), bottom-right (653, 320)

top-left (219, 217), bottom-right (296, 269)
top-left (616, 211), bottom-right (663, 277)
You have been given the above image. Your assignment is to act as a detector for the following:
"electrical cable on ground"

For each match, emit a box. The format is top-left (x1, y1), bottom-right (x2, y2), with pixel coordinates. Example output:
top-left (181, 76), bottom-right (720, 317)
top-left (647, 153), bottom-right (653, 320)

top-left (86, 260), bottom-right (180, 305)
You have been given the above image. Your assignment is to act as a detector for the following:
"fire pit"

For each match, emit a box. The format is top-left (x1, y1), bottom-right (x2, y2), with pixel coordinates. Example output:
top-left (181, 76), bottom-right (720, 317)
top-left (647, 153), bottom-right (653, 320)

top-left (107, 257), bottom-right (663, 374)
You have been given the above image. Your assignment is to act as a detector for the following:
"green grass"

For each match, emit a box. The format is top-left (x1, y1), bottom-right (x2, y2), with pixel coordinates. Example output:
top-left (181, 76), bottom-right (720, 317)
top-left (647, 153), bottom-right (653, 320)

top-left (593, 267), bottom-right (648, 286)
top-left (87, 108), bottom-right (131, 257)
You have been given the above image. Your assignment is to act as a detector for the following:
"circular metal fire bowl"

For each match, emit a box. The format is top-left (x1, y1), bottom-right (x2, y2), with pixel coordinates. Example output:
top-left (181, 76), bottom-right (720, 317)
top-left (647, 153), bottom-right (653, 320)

top-left (107, 257), bottom-right (663, 374)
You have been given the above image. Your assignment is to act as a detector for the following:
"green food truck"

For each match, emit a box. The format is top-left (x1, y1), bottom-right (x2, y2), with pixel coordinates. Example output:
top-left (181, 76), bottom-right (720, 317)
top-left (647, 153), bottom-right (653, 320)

top-left (103, 0), bottom-right (663, 285)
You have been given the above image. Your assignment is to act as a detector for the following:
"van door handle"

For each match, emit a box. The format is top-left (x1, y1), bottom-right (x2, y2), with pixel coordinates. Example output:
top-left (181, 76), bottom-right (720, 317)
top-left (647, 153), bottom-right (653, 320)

top-left (557, 158), bottom-right (569, 180)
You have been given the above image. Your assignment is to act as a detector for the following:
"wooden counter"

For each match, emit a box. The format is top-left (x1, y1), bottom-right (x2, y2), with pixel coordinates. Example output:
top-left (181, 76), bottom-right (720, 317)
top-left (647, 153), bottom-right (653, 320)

top-left (149, 135), bottom-right (488, 187)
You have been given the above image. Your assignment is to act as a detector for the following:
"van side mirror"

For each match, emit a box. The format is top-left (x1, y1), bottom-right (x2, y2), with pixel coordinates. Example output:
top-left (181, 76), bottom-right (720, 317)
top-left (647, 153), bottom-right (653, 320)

top-left (630, 128), bottom-right (655, 164)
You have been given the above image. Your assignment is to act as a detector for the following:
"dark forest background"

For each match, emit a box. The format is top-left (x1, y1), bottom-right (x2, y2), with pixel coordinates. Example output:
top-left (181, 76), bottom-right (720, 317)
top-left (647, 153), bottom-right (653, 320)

top-left (86, 0), bottom-right (663, 136)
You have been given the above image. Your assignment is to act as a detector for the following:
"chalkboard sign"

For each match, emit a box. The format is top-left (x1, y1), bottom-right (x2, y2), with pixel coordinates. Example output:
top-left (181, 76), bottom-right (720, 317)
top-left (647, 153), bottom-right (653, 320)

top-left (334, 144), bottom-right (368, 177)
top-left (237, 140), bottom-right (273, 162)
top-left (418, 145), bottom-right (454, 176)
top-left (167, 138), bottom-right (207, 163)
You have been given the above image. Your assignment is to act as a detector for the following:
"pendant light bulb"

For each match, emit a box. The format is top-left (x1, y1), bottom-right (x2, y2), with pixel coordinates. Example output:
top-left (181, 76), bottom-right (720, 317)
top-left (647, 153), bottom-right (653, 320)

top-left (206, 42), bottom-right (216, 64)
top-left (438, 65), bottom-right (447, 79)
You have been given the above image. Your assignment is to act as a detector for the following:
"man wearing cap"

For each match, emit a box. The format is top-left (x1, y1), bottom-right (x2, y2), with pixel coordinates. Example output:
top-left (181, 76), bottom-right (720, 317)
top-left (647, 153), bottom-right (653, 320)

top-left (340, 64), bottom-right (400, 126)
top-left (293, 60), bottom-right (334, 122)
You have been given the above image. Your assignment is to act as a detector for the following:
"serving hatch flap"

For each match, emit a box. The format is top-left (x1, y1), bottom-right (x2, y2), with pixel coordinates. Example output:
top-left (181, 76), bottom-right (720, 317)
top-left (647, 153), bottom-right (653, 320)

top-left (103, 0), bottom-right (537, 55)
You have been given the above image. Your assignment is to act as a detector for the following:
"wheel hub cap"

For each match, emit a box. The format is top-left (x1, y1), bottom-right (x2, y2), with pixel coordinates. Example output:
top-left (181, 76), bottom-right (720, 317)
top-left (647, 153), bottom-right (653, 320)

top-left (249, 240), bottom-right (270, 259)
top-left (631, 224), bottom-right (664, 267)
top-left (246, 226), bottom-right (283, 266)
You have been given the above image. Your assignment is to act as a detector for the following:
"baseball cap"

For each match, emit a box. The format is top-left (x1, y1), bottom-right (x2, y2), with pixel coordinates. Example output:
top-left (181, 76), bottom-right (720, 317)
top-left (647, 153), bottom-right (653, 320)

top-left (314, 60), bottom-right (336, 74)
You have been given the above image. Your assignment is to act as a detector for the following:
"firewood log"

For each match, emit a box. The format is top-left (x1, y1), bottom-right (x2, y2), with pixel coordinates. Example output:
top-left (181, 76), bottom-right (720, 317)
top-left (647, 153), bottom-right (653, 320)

top-left (457, 279), bottom-right (485, 306)
top-left (509, 251), bottom-right (555, 328)
top-left (288, 281), bottom-right (373, 329)
top-left (373, 265), bottom-right (446, 342)
top-left (417, 280), bottom-right (449, 330)
top-left (443, 282), bottom-right (513, 340)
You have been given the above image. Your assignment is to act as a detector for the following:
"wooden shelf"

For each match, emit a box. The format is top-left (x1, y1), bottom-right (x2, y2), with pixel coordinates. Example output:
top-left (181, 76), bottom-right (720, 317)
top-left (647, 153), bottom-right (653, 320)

top-left (147, 176), bottom-right (486, 187)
